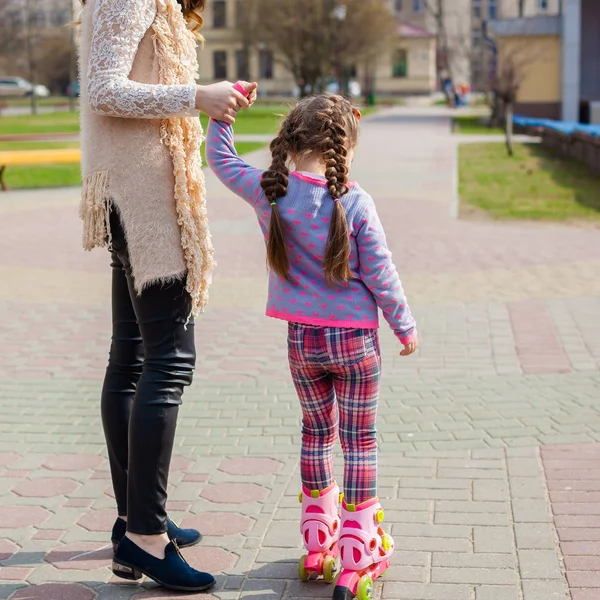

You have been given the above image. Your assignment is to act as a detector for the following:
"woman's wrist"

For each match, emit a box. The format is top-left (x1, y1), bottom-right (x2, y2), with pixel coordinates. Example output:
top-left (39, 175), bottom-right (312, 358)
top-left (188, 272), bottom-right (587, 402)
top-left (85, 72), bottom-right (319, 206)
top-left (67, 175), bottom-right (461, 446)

top-left (194, 85), bottom-right (206, 112)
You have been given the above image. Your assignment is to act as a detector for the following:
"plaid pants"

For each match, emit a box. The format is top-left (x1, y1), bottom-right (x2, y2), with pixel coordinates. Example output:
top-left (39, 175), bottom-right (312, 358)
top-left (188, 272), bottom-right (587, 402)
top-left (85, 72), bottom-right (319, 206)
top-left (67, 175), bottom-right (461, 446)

top-left (288, 323), bottom-right (381, 505)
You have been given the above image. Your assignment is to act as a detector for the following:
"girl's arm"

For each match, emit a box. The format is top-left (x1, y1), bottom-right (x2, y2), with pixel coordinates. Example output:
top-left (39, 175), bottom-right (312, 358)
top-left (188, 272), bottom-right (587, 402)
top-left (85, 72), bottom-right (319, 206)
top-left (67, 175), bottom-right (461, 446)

top-left (87, 0), bottom-right (197, 119)
top-left (206, 119), bottom-right (265, 206)
top-left (355, 200), bottom-right (417, 345)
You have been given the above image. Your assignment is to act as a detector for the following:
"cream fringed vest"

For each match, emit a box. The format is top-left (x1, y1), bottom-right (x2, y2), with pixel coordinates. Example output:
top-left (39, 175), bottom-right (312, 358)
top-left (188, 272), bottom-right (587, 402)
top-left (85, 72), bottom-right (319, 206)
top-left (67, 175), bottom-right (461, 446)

top-left (79, 0), bottom-right (215, 316)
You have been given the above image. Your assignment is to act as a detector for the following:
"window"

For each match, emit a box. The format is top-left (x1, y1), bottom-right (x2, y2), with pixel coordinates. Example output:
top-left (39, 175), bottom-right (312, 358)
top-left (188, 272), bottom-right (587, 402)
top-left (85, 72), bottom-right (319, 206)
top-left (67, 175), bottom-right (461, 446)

top-left (537, 0), bottom-right (549, 11)
top-left (33, 11), bottom-right (46, 27)
top-left (412, 0), bottom-right (422, 13)
top-left (394, 0), bottom-right (403, 12)
top-left (213, 51), bottom-right (227, 80)
top-left (472, 30), bottom-right (481, 48)
top-left (489, 0), bottom-right (497, 20)
top-left (213, 0), bottom-right (226, 28)
top-left (236, 49), bottom-right (250, 81)
top-left (392, 49), bottom-right (408, 78)
top-left (473, 0), bottom-right (481, 18)
top-left (52, 9), bottom-right (70, 26)
top-left (259, 49), bottom-right (273, 80)
top-left (9, 11), bottom-right (24, 27)
top-left (236, 0), bottom-right (245, 26)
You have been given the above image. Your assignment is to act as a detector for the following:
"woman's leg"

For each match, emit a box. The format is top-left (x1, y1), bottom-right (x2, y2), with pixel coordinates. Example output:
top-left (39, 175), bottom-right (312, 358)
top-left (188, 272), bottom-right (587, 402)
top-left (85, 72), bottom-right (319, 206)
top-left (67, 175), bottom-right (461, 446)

top-left (107, 212), bottom-right (195, 551)
top-left (288, 324), bottom-right (337, 490)
top-left (125, 276), bottom-right (195, 540)
top-left (101, 220), bottom-right (144, 519)
top-left (331, 329), bottom-right (381, 505)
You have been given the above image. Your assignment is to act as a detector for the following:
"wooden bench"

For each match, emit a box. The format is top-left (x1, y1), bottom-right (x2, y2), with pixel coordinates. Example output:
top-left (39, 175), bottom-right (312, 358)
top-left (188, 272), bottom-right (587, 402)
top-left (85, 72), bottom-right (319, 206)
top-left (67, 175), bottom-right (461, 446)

top-left (0, 148), bottom-right (81, 191)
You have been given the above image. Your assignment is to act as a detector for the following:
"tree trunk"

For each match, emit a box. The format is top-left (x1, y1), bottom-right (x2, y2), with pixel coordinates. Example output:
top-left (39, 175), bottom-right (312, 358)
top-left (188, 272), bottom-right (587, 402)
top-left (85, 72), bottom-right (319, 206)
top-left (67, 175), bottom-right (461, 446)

top-left (504, 101), bottom-right (514, 157)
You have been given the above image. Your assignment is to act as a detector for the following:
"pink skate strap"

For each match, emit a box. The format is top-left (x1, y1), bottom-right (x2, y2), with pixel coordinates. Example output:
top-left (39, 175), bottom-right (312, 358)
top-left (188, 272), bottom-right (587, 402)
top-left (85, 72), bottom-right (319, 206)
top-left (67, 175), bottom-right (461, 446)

top-left (343, 497), bottom-right (379, 512)
top-left (233, 81), bottom-right (250, 98)
top-left (302, 482), bottom-right (337, 497)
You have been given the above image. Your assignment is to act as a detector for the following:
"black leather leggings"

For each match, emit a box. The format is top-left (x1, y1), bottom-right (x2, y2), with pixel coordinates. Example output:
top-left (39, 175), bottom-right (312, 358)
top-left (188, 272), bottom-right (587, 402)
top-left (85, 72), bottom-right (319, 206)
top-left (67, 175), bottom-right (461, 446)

top-left (101, 210), bottom-right (196, 535)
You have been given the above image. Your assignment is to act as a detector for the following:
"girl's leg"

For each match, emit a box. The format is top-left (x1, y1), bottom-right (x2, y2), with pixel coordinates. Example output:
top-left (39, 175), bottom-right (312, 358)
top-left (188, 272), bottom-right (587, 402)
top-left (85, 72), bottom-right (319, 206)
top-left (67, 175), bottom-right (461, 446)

top-left (101, 217), bottom-right (144, 520)
top-left (288, 324), bottom-right (337, 491)
top-left (330, 329), bottom-right (381, 505)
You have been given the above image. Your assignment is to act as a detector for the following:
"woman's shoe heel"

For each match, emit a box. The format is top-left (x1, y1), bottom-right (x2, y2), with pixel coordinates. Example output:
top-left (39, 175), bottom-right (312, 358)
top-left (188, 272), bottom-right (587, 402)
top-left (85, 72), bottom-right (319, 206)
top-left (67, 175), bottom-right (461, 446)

top-left (112, 559), bottom-right (143, 581)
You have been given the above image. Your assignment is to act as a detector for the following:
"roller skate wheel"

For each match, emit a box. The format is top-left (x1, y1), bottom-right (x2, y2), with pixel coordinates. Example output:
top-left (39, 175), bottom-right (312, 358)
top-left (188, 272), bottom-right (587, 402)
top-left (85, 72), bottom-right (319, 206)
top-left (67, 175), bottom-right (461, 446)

top-left (357, 574), bottom-right (373, 600)
top-left (382, 534), bottom-right (391, 552)
top-left (298, 554), bottom-right (310, 582)
top-left (298, 492), bottom-right (303, 503)
top-left (375, 509), bottom-right (385, 523)
top-left (322, 555), bottom-right (337, 583)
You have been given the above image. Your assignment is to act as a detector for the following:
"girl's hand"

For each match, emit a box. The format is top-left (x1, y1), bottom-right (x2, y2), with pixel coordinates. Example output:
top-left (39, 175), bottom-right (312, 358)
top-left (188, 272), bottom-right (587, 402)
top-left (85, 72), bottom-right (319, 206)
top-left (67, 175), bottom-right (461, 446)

top-left (234, 81), bottom-right (258, 106)
top-left (195, 81), bottom-right (250, 124)
top-left (400, 340), bottom-right (418, 356)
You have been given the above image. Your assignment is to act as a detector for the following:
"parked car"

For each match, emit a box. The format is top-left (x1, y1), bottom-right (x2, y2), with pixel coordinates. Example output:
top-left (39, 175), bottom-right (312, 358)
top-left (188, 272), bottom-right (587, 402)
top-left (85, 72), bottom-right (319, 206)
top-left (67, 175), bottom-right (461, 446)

top-left (325, 80), bottom-right (362, 98)
top-left (0, 77), bottom-right (50, 98)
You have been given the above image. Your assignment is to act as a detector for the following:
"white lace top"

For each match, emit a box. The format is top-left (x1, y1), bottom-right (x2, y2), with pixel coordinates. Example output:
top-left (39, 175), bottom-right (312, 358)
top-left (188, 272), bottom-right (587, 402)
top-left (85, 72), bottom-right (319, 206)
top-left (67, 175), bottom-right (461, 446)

top-left (87, 0), bottom-right (197, 119)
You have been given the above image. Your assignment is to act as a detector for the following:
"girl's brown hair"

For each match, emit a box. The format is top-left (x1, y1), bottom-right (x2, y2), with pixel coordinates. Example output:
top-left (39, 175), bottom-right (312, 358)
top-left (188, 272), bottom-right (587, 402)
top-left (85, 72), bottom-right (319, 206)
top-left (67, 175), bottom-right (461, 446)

top-left (261, 94), bottom-right (360, 285)
top-left (80, 0), bottom-right (205, 31)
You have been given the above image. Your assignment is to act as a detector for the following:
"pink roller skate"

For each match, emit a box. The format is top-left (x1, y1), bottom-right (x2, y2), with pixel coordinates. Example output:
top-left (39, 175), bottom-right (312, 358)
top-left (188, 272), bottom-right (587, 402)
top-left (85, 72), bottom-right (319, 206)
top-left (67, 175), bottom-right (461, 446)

top-left (297, 482), bottom-right (341, 584)
top-left (333, 498), bottom-right (394, 600)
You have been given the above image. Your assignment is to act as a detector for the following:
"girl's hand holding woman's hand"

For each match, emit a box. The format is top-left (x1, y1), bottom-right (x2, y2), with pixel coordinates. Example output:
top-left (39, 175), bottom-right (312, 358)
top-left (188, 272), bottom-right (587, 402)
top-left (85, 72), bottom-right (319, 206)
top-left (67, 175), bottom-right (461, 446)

top-left (195, 81), bottom-right (258, 124)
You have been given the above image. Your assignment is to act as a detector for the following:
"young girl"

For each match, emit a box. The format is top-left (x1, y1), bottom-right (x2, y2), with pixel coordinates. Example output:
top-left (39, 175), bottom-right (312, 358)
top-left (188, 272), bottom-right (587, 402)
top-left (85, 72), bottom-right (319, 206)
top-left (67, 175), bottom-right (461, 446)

top-left (207, 92), bottom-right (417, 600)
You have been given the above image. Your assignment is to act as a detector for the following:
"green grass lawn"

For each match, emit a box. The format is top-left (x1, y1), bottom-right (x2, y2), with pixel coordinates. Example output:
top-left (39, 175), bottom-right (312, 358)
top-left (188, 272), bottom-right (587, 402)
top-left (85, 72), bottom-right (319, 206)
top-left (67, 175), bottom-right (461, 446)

top-left (2, 141), bottom-right (266, 190)
top-left (1, 96), bottom-right (77, 109)
top-left (459, 142), bottom-right (600, 221)
top-left (453, 115), bottom-right (502, 135)
top-left (0, 111), bottom-right (80, 135)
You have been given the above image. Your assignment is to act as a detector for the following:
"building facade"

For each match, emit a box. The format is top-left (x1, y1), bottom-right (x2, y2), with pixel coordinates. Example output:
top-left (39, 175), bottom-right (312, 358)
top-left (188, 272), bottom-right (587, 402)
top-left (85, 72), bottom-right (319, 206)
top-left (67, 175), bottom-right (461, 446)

top-left (199, 0), bottom-right (438, 98)
top-left (491, 0), bottom-right (600, 123)
top-left (0, 0), bottom-right (75, 30)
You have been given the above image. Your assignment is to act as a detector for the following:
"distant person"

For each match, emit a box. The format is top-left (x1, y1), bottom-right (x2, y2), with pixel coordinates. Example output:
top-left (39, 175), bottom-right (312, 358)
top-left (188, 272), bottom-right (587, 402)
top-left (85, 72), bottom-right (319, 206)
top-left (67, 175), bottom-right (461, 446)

top-left (78, 0), bottom-right (255, 592)
top-left (207, 93), bottom-right (418, 598)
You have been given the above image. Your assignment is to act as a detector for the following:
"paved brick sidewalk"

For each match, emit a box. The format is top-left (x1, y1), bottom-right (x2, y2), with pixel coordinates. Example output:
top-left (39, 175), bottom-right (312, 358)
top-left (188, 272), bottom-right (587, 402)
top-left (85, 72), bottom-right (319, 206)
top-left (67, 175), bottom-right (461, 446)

top-left (1, 108), bottom-right (600, 600)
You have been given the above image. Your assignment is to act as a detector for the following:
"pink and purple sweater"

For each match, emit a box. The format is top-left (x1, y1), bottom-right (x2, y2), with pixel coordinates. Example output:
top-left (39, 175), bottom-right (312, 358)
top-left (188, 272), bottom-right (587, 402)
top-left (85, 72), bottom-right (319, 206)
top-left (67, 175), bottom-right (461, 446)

top-left (206, 120), bottom-right (417, 345)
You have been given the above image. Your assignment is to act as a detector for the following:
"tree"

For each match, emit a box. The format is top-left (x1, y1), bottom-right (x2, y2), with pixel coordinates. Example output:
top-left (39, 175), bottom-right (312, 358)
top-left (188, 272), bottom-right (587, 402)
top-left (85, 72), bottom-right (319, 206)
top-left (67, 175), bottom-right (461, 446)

top-left (491, 38), bottom-right (543, 156)
top-left (236, 0), bottom-right (396, 98)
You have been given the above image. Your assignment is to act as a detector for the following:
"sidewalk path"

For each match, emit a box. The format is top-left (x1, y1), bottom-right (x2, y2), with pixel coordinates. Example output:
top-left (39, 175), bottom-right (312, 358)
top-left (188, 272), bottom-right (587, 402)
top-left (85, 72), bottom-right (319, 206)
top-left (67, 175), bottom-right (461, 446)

top-left (1, 108), bottom-right (600, 600)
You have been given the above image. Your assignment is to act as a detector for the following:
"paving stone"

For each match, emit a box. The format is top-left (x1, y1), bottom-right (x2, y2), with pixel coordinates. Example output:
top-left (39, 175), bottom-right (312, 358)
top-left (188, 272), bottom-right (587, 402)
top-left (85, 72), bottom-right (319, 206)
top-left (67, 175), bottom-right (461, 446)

top-left (432, 567), bottom-right (516, 585)
top-left (45, 542), bottom-right (113, 570)
top-left (43, 455), bottom-right (104, 471)
top-left (0, 506), bottom-right (51, 527)
top-left (0, 539), bottom-right (18, 561)
top-left (12, 584), bottom-right (97, 600)
top-left (219, 458), bottom-right (282, 476)
top-left (515, 523), bottom-right (557, 549)
top-left (182, 512), bottom-right (254, 536)
top-left (382, 582), bottom-right (471, 600)
top-left (518, 549), bottom-right (562, 579)
top-left (12, 478), bottom-right (80, 498)
top-left (473, 527), bottom-right (513, 554)
top-left (200, 483), bottom-right (269, 504)
top-left (475, 586), bottom-right (520, 600)
top-left (432, 552), bottom-right (514, 569)
top-left (522, 580), bottom-right (569, 600)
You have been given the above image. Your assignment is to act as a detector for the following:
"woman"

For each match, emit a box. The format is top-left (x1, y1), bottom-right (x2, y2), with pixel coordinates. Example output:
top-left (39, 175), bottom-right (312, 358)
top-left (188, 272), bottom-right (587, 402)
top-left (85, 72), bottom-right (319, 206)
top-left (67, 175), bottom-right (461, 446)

top-left (78, 0), bottom-right (256, 591)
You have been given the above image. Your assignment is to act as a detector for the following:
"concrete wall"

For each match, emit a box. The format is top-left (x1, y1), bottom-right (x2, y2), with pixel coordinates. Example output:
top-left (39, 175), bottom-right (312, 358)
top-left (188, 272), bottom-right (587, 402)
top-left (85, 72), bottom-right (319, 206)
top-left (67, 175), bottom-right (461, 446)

top-left (500, 0), bottom-right (562, 19)
top-left (580, 0), bottom-right (600, 101)
top-left (366, 37), bottom-right (436, 95)
top-left (497, 34), bottom-right (561, 102)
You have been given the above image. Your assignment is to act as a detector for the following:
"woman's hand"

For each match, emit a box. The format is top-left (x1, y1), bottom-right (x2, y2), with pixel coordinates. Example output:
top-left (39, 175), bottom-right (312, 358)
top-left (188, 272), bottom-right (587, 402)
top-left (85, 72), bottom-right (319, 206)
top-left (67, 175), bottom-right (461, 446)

top-left (195, 81), bottom-right (250, 124)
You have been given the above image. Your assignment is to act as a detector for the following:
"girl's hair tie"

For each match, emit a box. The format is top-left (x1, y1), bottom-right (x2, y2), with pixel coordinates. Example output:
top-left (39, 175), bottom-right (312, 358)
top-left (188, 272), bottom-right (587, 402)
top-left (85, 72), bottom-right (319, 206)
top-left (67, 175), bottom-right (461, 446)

top-left (270, 201), bottom-right (277, 206)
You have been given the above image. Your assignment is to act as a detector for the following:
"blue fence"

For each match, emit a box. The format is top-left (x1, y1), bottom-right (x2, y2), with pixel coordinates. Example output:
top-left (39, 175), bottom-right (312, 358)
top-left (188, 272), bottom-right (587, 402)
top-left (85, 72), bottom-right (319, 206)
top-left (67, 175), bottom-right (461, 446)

top-left (514, 115), bottom-right (600, 137)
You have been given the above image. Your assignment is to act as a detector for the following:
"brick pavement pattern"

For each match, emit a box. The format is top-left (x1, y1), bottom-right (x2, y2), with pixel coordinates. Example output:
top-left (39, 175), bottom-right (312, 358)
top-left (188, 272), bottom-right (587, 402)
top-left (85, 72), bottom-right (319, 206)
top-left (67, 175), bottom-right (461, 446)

top-left (1, 107), bottom-right (600, 600)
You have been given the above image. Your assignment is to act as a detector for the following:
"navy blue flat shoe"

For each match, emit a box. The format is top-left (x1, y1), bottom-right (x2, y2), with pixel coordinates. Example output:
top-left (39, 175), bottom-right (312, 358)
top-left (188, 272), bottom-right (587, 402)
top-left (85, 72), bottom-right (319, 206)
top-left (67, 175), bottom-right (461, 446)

top-left (112, 536), bottom-right (215, 592)
top-left (111, 518), bottom-right (201, 552)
